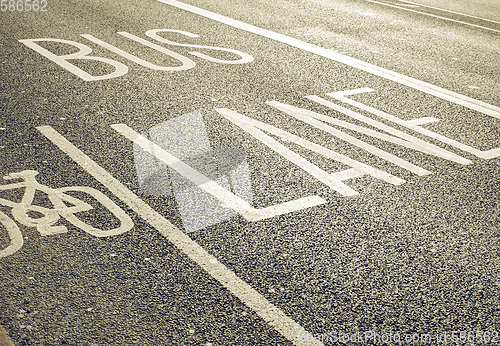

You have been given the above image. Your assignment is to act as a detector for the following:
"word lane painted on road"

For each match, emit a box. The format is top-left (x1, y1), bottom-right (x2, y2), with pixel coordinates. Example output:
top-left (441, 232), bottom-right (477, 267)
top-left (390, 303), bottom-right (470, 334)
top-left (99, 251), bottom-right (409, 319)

top-left (221, 88), bottom-right (498, 194)
top-left (18, 3), bottom-right (499, 162)
top-left (20, 29), bottom-right (254, 81)
top-left (111, 86), bottom-right (498, 225)
top-left (16, 2), bottom-right (499, 206)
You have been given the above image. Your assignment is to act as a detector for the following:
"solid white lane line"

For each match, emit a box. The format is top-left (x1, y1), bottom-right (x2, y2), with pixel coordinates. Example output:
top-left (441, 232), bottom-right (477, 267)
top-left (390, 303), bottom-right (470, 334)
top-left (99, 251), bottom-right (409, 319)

top-left (365, 0), bottom-right (500, 33)
top-left (36, 125), bottom-right (324, 346)
top-left (395, 0), bottom-right (500, 24)
top-left (156, 0), bottom-right (500, 119)
top-left (112, 124), bottom-right (253, 215)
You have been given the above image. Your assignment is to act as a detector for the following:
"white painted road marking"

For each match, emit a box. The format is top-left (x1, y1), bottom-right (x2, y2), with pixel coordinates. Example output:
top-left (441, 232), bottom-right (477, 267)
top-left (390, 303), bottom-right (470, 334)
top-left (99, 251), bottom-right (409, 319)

top-left (19, 38), bottom-right (129, 81)
top-left (324, 88), bottom-right (500, 159)
top-left (36, 125), bottom-right (324, 346)
top-left (0, 210), bottom-right (23, 259)
top-left (20, 30), bottom-right (254, 80)
top-left (0, 170), bottom-right (133, 238)
top-left (364, 0), bottom-right (500, 34)
top-left (394, 2), bottom-right (421, 8)
top-left (267, 100), bottom-right (434, 176)
top-left (304, 95), bottom-right (474, 163)
top-left (216, 108), bottom-right (405, 195)
top-left (156, 0), bottom-right (500, 119)
top-left (144, 29), bottom-right (254, 64)
top-left (112, 123), bottom-right (326, 220)
top-left (392, 0), bottom-right (500, 25)
top-left (81, 33), bottom-right (197, 71)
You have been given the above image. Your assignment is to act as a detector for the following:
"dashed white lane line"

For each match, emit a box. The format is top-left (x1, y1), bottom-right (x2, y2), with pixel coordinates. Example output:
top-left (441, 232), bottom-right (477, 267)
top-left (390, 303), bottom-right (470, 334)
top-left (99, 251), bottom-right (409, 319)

top-left (364, 0), bottom-right (500, 33)
top-left (36, 125), bottom-right (324, 346)
top-left (156, 0), bottom-right (500, 119)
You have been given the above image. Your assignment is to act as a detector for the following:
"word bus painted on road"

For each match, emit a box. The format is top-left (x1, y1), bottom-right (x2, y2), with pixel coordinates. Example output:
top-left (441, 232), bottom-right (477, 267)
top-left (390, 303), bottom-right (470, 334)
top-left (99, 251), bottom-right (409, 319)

top-left (19, 29), bottom-right (254, 81)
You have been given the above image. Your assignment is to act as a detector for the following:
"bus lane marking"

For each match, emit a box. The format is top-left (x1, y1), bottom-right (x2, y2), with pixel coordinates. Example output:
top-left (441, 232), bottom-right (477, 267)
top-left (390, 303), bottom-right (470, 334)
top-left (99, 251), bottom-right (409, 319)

top-left (36, 125), bottom-right (324, 346)
top-left (20, 29), bottom-right (254, 81)
top-left (18, 38), bottom-right (129, 81)
top-left (156, 0), bottom-right (500, 119)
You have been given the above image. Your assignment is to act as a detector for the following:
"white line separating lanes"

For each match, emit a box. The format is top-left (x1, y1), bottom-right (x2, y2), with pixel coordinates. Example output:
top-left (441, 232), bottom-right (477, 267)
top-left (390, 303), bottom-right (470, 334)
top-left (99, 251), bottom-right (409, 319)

top-left (364, 0), bottom-right (500, 33)
top-left (156, 0), bottom-right (500, 119)
top-left (36, 125), bottom-right (325, 346)
top-left (391, 0), bottom-right (500, 25)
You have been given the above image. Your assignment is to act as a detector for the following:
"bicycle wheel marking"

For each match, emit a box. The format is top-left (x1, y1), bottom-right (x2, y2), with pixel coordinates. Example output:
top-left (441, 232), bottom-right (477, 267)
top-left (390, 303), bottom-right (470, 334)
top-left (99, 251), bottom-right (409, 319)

top-left (0, 170), bottom-right (134, 257)
top-left (0, 210), bottom-right (22, 259)
top-left (57, 186), bottom-right (134, 237)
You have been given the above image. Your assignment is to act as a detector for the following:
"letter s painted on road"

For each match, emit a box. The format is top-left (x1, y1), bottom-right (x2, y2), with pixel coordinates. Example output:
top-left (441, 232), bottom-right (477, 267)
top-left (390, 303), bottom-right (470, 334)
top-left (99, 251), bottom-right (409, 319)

top-left (145, 29), bottom-right (254, 64)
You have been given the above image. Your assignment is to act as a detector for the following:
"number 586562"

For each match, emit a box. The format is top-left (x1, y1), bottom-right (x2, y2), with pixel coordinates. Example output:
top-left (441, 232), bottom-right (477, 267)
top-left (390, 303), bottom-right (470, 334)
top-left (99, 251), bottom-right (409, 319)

top-left (1, 0), bottom-right (48, 11)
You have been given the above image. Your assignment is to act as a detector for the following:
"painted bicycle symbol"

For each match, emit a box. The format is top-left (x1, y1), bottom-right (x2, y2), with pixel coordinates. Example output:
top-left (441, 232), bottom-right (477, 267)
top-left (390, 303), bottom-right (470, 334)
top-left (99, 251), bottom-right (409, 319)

top-left (0, 170), bottom-right (133, 258)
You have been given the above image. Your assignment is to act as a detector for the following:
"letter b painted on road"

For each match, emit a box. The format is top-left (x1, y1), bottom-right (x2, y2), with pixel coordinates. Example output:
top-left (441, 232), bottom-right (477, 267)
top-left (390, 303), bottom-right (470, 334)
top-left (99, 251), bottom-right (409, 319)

top-left (19, 38), bottom-right (129, 81)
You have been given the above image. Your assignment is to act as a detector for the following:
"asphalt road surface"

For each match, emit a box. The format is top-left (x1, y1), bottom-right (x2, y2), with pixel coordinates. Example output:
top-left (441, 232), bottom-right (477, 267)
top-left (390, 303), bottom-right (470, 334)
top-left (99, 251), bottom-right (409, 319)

top-left (0, 0), bottom-right (499, 345)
